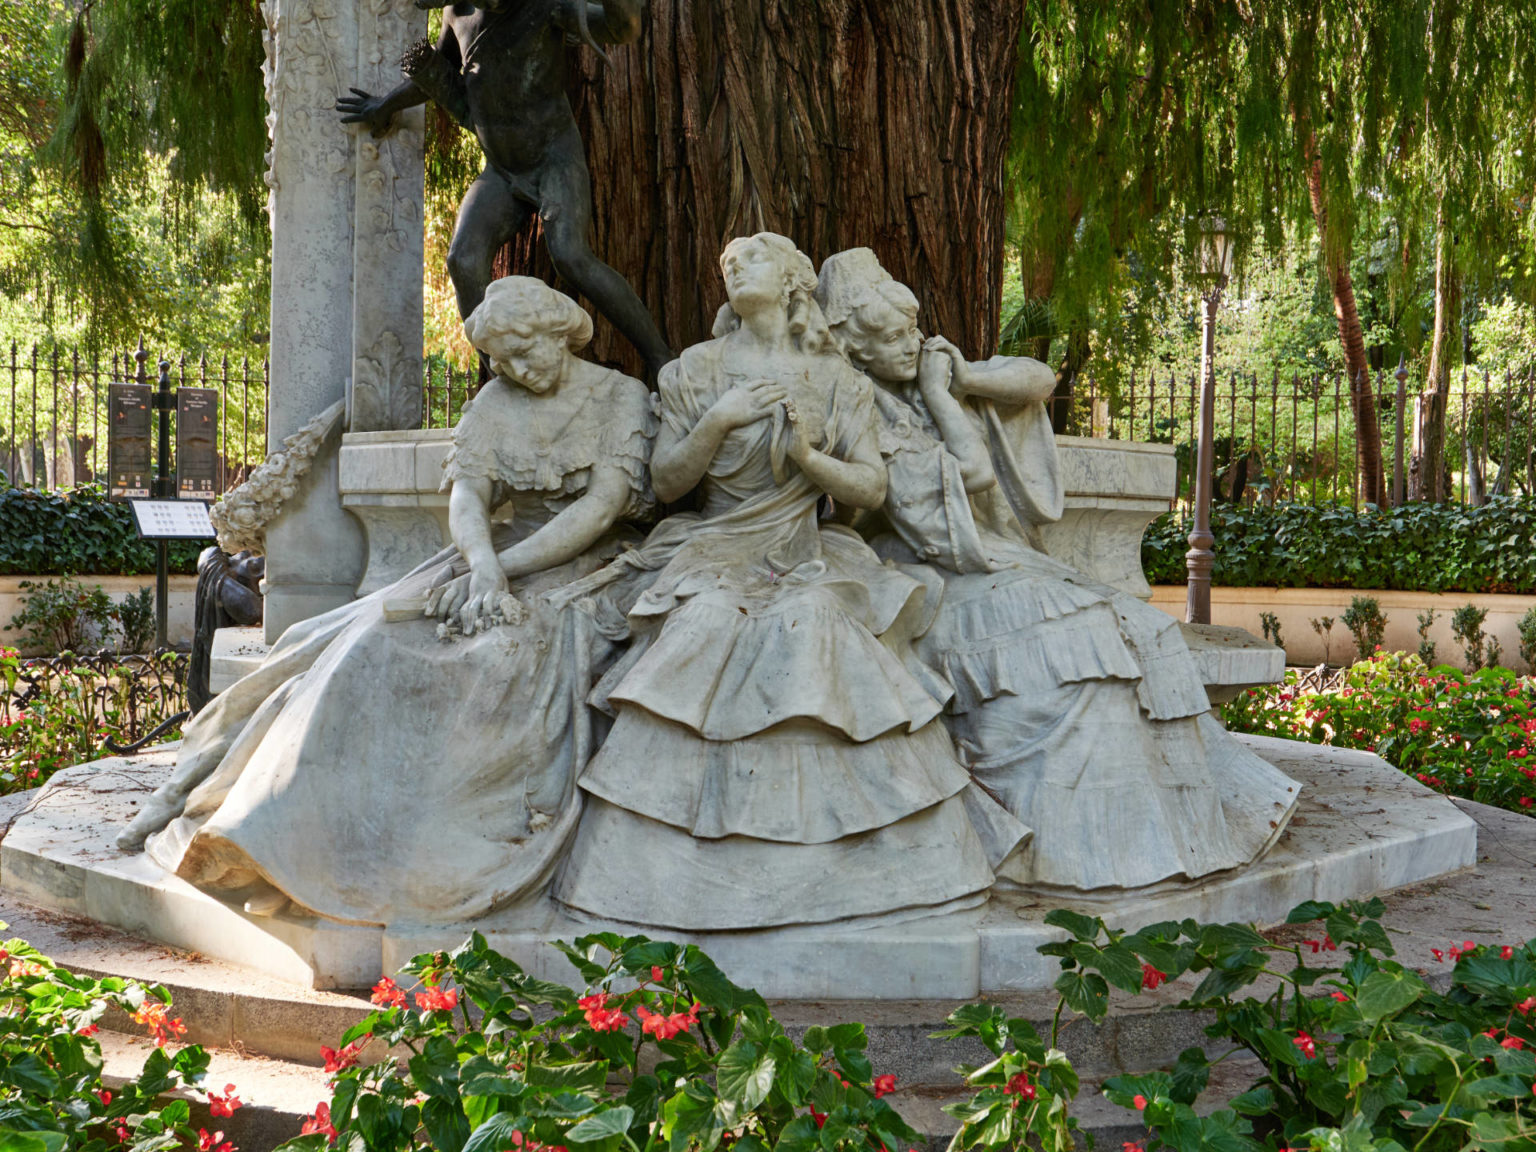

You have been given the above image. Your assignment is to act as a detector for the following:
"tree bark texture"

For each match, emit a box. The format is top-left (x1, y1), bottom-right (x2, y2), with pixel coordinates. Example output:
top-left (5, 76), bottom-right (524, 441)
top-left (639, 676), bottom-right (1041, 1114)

top-left (1411, 205), bottom-right (1459, 502)
top-left (504, 0), bottom-right (1026, 375)
top-left (1305, 143), bottom-right (1386, 506)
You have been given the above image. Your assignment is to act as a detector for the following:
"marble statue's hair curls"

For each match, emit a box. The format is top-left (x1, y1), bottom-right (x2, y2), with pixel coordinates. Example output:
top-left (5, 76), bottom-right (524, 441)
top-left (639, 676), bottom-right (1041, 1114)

top-left (712, 233), bottom-right (836, 355)
top-left (464, 275), bottom-right (594, 353)
top-left (815, 248), bottom-right (920, 365)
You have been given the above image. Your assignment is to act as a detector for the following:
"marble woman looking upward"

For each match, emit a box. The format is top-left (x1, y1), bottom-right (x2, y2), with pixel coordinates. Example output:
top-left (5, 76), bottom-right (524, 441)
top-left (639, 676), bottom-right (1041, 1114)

top-left (816, 248), bottom-right (1300, 893)
top-left (553, 233), bottom-right (1027, 929)
top-left (116, 278), bottom-right (656, 926)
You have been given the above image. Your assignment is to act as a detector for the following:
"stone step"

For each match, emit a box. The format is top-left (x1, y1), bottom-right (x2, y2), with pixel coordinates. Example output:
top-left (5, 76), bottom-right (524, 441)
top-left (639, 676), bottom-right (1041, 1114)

top-left (99, 1030), bottom-right (328, 1152)
top-left (6, 789), bottom-right (1533, 1087)
top-left (0, 892), bottom-right (371, 1066)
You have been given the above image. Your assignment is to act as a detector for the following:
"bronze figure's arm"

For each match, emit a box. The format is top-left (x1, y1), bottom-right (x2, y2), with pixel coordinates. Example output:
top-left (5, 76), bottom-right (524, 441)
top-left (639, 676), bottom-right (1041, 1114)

top-left (336, 24), bottom-right (461, 135)
top-left (553, 0), bottom-right (643, 64)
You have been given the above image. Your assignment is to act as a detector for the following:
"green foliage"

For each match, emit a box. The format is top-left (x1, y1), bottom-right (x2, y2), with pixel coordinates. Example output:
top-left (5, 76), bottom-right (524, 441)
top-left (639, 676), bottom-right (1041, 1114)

top-left (1065, 899), bottom-right (1536, 1150)
top-left (0, 0), bottom-right (271, 350)
top-left (0, 482), bottom-right (200, 578)
top-left (1, 648), bottom-right (188, 790)
top-left (1418, 608), bottom-right (1440, 665)
top-left (1341, 596), bottom-right (1388, 662)
top-left (1142, 498), bottom-right (1536, 594)
top-left (1453, 604), bottom-right (1496, 672)
top-left (0, 920), bottom-right (217, 1151)
top-left (115, 586), bottom-right (154, 654)
top-left (5, 578), bottom-right (116, 653)
top-left (1224, 652), bottom-right (1536, 817)
top-left (1519, 607), bottom-right (1536, 673)
top-left (932, 1004), bottom-right (1086, 1152)
top-left (278, 933), bottom-right (920, 1152)
top-left (1259, 611), bottom-right (1284, 651)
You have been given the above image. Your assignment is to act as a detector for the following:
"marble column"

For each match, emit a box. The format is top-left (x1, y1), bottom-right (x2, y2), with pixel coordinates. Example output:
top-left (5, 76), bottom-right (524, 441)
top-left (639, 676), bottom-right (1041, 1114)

top-left (258, 0), bottom-right (424, 642)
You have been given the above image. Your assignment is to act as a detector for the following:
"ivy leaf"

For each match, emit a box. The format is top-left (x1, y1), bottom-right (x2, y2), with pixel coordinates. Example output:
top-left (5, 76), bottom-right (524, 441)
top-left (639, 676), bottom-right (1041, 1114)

top-left (1054, 970), bottom-right (1109, 1022)
top-left (463, 1114), bottom-right (521, 1152)
top-left (0, 1132), bottom-right (67, 1152)
top-left (1285, 900), bottom-right (1335, 924)
top-left (1169, 1047), bottom-right (1210, 1105)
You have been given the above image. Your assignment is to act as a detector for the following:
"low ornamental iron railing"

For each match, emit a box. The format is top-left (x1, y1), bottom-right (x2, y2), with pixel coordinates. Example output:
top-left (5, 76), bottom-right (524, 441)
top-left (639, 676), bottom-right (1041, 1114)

top-left (4, 338), bottom-right (1534, 508)
top-left (1, 651), bottom-right (190, 779)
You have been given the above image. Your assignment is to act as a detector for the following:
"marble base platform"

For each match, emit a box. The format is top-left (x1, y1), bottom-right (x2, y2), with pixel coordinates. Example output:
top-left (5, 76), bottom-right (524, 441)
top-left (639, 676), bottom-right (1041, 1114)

top-left (1, 734), bottom-right (1475, 995)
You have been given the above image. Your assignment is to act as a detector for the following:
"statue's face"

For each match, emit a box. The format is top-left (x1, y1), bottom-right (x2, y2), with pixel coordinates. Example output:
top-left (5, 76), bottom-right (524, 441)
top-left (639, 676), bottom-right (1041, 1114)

top-left (483, 328), bottom-right (567, 394)
top-left (721, 239), bottom-right (787, 315)
top-left (852, 300), bottom-right (921, 383)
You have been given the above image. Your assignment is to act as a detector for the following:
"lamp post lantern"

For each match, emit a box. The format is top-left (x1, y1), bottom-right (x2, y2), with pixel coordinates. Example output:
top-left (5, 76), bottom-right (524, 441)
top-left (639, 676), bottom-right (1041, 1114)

top-left (1186, 218), bottom-right (1235, 626)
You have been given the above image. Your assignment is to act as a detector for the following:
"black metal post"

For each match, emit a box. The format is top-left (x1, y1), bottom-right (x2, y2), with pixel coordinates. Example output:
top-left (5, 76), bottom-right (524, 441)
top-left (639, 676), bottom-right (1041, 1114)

top-left (151, 353), bottom-right (174, 650)
top-left (1186, 283), bottom-right (1224, 625)
top-left (1393, 354), bottom-right (1408, 506)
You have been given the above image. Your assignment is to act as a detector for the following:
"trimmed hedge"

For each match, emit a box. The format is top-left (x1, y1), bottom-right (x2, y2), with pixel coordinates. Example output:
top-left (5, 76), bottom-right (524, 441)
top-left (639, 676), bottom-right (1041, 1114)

top-left (1142, 495), bottom-right (1536, 594)
top-left (0, 483), bottom-right (202, 576)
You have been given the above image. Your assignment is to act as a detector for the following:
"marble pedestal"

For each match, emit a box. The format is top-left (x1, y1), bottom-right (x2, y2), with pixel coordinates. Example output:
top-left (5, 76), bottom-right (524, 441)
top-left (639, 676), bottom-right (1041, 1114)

top-left (1, 734), bottom-right (1475, 995)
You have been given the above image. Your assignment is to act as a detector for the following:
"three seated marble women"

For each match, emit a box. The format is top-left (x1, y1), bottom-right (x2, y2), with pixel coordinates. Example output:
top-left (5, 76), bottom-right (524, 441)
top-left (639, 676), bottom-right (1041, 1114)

top-left (118, 235), bottom-right (1298, 932)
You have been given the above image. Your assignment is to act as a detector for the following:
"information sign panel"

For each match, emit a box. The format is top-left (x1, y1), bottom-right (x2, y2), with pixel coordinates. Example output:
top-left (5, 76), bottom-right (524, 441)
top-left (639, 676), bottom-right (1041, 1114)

top-left (107, 383), bottom-right (152, 500)
top-left (176, 387), bottom-right (219, 500)
top-left (130, 500), bottom-right (216, 540)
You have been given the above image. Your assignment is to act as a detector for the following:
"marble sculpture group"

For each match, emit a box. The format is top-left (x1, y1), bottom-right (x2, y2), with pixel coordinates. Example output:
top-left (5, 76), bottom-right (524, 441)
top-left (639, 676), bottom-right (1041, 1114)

top-left (115, 235), bottom-right (1301, 931)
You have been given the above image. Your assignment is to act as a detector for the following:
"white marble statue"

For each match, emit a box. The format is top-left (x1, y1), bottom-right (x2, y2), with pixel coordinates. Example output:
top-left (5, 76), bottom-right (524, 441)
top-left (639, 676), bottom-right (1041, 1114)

top-left (815, 248), bottom-right (1300, 892)
top-left (549, 233), bottom-right (1029, 929)
top-left (115, 278), bottom-right (656, 925)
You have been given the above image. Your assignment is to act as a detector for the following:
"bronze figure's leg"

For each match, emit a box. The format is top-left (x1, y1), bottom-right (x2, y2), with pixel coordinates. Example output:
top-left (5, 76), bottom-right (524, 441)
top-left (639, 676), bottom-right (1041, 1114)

top-left (446, 166), bottom-right (533, 322)
top-left (539, 146), bottom-right (675, 380)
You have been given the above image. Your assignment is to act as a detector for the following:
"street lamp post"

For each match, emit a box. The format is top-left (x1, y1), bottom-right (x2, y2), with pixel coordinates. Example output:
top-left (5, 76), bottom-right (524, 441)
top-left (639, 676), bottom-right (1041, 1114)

top-left (1186, 219), bottom-right (1235, 626)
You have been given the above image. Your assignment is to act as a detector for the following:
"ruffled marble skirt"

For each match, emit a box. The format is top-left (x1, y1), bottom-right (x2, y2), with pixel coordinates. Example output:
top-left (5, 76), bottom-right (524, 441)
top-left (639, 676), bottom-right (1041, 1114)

top-left (554, 529), bottom-right (1030, 929)
top-left (912, 547), bottom-right (1300, 892)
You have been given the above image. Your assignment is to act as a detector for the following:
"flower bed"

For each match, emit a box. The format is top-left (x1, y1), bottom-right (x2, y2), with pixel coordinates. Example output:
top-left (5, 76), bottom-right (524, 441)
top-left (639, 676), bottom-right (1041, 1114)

top-left (1, 646), bottom-right (188, 793)
top-left (1224, 652), bottom-right (1536, 815)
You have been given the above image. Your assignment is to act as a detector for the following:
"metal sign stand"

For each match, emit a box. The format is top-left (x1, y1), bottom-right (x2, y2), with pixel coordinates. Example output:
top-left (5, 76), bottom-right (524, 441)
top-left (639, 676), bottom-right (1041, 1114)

top-left (107, 343), bottom-right (218, 651)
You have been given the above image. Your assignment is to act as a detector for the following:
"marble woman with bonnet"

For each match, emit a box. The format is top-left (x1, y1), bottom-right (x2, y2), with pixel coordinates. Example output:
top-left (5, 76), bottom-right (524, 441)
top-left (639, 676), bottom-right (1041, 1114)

top-left (817, 247), bottom-right (1300, 894)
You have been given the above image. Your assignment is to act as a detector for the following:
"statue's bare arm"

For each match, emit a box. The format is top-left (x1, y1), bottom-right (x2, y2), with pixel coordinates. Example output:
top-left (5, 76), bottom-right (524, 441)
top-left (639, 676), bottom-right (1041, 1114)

top-left (916, 340), bottom-right (995, 494)
top-left (447, 475), bottom-right (501, 579)
top-left (934, 338), bottom-right (1057, 407)
top-left (652, 378), bottom-right (788, 503)
top-left (496, 463), bottom-right (631, 579)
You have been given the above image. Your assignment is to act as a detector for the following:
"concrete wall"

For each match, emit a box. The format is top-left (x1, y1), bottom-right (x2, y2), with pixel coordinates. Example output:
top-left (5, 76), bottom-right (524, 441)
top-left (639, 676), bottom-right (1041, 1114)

top-left (1150, 585), bottom-right (1536, 671)
top-left (0, 575), bottom-right (197, 655)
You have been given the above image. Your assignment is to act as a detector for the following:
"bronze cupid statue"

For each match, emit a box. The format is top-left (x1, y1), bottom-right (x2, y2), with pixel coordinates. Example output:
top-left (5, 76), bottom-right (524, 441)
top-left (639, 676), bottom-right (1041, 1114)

top-left (338, 0), bottom-right (674, 381)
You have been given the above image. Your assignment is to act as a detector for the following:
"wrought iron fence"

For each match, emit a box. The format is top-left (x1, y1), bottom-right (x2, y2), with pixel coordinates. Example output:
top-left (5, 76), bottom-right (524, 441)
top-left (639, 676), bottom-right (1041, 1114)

top-left (6, 338), bottom-right (1534, 509)
top-left (1, 342), bottom-right (272, 494)
top-left (1046, 366), bottom-right (1536, 510)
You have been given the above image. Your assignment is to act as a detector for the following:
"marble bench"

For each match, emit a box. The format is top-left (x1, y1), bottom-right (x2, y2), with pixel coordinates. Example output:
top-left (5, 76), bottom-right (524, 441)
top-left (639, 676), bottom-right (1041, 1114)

top-left (214, 432), bottom-right (1282, 699)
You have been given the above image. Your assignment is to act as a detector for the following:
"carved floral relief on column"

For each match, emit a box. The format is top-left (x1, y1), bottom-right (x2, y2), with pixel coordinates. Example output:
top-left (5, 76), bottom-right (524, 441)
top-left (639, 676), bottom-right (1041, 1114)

top-left (350, 0), bottom-right (425, 433)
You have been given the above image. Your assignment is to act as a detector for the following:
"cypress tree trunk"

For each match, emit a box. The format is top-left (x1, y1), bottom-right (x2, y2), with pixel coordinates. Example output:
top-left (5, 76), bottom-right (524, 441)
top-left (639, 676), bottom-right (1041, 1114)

top-left (1412, 204), bottom-right (1459, 502)
top-left (1305, 142), bottom-right (1387, 506)
top-left (506, 0), bottom-right (1026, 374)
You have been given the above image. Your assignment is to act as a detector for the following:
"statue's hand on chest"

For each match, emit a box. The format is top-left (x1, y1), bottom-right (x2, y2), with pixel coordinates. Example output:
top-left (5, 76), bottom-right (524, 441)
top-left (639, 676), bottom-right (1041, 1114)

top-left (722, 361), bottom-right (829, 451)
